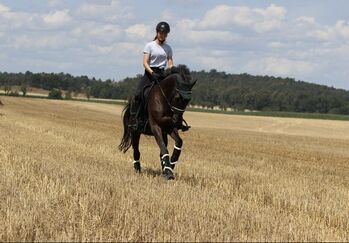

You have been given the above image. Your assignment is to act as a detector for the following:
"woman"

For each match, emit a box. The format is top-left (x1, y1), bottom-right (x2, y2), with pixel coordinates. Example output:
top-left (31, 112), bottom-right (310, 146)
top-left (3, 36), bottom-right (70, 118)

top-left (129, 21), bottom-right (173, 130)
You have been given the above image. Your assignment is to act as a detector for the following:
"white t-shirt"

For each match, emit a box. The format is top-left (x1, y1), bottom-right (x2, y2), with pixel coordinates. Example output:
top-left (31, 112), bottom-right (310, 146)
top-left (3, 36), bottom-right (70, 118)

top-left (143, 41), bottom-right (173, 68)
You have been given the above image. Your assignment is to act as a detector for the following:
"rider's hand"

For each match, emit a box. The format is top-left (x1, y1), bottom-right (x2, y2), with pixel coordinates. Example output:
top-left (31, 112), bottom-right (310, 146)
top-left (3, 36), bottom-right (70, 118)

top-left (151, 72), bottom-right (161, 82)
top-left (170, 66), bottom-right (178, 74)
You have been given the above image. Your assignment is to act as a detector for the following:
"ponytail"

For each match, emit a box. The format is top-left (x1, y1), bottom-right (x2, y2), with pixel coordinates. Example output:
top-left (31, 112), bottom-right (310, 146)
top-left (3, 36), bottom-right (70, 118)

top-left (153, 35), bottom-right (157, 41)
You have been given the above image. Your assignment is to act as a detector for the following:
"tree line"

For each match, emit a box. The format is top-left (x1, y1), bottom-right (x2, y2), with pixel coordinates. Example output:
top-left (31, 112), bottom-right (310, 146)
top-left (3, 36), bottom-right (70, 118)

top-left (1, 69), bottom-right (349, 115)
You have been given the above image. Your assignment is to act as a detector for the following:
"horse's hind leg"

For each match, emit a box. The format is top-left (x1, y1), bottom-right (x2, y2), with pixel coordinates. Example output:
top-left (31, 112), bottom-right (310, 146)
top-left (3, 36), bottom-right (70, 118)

top-left (131, 132), bottom-right (141, 172)
top-left (169, 128), bottom-right (183, 170)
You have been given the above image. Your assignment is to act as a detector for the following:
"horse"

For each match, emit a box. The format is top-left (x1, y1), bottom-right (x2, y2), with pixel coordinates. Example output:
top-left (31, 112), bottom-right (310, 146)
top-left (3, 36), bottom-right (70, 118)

top-left (118, 65), bottom-right (197, 180)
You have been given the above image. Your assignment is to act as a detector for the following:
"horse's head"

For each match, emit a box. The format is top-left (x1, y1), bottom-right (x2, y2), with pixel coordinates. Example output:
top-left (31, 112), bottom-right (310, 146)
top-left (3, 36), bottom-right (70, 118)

top-left (166, 65), bottom-right (197, 128)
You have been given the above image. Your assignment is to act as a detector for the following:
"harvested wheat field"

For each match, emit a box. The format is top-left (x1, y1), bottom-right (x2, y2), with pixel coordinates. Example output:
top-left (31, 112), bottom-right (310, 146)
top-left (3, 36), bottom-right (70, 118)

top-left (1, 96), bottom-right (349, 242)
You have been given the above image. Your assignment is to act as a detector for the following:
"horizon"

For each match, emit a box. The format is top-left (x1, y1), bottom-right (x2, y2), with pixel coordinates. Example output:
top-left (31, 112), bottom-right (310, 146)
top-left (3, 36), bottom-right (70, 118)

top-left (0, 0), bottom-right (349, 89)
top-left (2, 68), bottom-right (348, 92)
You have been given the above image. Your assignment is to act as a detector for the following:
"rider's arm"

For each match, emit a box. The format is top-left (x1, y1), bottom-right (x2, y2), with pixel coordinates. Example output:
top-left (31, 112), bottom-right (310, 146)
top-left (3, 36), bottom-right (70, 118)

top-left (167, 56), bottom-right (174, 69)
top-left (143, 53), bottom-right (154, 75)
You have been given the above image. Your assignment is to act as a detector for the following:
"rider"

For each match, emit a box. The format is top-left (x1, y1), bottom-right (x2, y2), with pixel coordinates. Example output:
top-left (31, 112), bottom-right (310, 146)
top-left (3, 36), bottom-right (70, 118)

top-left (129, 21), bottom-right (173, 130)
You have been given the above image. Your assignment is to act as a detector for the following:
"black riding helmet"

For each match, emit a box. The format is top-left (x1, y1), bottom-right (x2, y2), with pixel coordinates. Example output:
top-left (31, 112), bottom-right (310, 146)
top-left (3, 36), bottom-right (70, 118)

top-left (156, 21), bottom-right (170, 33)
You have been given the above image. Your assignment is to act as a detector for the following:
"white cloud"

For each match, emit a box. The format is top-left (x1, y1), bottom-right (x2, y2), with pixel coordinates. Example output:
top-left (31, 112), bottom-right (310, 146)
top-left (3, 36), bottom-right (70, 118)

top-left (175, 18), bottom-right (241, 45)
top-left (177, 18), bottom-right (198, 28)
top-left (1, 7), bottom-right (72, 31)
top-left (160, 9), bottom-right (177, 24)
top-left (334, 20), bottom-right (349, 39)
top-left (308, 20), bottom-right (349, 41)
top-left (296, 16), bottom-right (316, 25)
top-left (70, 22), bottom-right (123, 46)
top-left (250, 4), bottom-right (287, 32)
top-left (12, 34), bottom-right (77, 50)
top-left (76, 0), bottom-right (134, 23)
top-left (87, 24), bottom-right (123, 41)
top-left (126, 24), bottom-right (152, 39)
top-left (0, 3), bottom-right (10, 13)
top-left (47, 0), bottom-right (64, 7)
top-left (246, 57), bottom-right (316, 78)
top-left (200, 5), bottom-right (251, 28)
top-left (169, 0), bottom-right (200, 6)
top-left (0, 10), bottom-right (39, 30)
top-left (43, 10), bottom-right (72, 26)
top-left (256, 4), bottom-right (287, 19)
top-left (185, 30), bottom-right (240, 44)
top-left (87, 42), bottom-right (143, 67)
top-left (77, 2), bottom-right (114, 17)
top-left (268, 42), bottom-right (285, 49)
top-left (198, 4), bottom-right (286, 32)
top-left (199, 56), bottom-right (229, 70)
top-left (1, 1), bottom-right (349, 89)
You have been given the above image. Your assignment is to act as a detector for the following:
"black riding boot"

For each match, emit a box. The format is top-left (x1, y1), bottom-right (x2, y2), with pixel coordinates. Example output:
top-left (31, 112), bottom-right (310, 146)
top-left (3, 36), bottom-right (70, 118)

top-left (128, 96), bottom-right (141, 131)
top-left (181, 118), bottom-right (191, 132)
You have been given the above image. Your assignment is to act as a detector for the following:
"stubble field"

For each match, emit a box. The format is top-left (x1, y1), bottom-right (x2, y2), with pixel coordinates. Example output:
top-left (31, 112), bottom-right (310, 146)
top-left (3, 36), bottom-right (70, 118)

top-left (1, 96), bottom-right (349, 242)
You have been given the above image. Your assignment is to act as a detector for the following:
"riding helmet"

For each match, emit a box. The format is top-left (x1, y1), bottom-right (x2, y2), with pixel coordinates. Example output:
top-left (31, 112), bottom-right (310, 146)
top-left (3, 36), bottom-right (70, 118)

top-left (156, 21), bottom-right (170, 33)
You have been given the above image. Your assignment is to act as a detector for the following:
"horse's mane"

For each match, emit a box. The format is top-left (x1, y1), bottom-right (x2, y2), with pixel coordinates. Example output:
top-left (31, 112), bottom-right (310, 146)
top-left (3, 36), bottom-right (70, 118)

top-left (164, 65), bottom-right (194, 101)
top-left (165, 64), bottom-right (192, 84)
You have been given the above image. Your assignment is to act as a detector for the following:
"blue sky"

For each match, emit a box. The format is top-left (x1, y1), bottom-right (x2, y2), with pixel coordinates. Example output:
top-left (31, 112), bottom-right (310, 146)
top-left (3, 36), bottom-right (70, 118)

top-left (0, 0), bottom-right (349, 90)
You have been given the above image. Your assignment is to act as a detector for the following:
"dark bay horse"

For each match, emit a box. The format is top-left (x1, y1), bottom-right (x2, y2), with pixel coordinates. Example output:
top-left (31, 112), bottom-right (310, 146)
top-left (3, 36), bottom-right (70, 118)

top-left (118, 65), bottom-right (196, 180)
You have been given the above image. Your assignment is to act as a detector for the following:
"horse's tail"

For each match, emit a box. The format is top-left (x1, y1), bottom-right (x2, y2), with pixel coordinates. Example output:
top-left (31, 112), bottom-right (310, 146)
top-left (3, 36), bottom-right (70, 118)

top-left (118, 102), bottom-right (132, 153)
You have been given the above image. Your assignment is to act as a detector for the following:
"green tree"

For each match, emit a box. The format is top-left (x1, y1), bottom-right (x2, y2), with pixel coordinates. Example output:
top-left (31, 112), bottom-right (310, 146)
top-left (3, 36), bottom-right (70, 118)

top-left (48, 89), bottom-right (62, 99)
top-left (64, 91), bottom-right (72, 100)
top-left (4, 85), bottom-right (11, 94)
top-left (84, 86), bottom-right (91, 100)
top-left (20, 84), bottom-right (27, 96)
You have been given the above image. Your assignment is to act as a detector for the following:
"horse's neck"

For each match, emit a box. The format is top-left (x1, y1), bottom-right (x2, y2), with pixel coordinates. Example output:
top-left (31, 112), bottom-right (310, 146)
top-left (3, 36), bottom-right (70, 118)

top-left (160, 75), bottom-right (176, 96)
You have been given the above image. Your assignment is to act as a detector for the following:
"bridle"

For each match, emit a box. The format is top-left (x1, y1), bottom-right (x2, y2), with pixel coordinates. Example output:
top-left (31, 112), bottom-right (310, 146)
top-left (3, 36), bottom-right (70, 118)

top-left (154, 78), bottom-right (192, 115)
top-left (154, 75), bottom-right (195, 131)
top-left (157, 82), bottom-right (188, 114)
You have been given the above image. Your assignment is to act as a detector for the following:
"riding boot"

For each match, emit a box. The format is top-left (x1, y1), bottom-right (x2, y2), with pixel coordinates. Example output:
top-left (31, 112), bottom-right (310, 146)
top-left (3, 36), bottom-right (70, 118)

top-left (177, 118), bottom-right (191, 132)
top-left (181, 120), bottom-right (191, 132)
top-left (128, 96), bottom-right (141, 131)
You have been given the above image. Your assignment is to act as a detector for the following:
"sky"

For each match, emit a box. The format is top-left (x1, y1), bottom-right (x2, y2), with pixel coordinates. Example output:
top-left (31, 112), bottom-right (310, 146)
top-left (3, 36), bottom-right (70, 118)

top-left (0, 0), bottom-right (349, 90)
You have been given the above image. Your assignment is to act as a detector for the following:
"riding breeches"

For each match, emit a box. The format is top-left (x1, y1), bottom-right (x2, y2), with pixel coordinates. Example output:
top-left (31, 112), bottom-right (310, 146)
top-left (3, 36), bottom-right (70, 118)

top-left (134, 68), bottom-right (165, 98)
top-left (135, 71), bottom-right (153, 98)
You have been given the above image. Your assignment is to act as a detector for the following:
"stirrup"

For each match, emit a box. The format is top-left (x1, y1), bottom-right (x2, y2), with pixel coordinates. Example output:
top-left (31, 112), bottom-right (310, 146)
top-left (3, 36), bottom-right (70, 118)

top-left (181, 119), bottom-right (191, 132)
top-left (181, 125), bottom-right (191, 132)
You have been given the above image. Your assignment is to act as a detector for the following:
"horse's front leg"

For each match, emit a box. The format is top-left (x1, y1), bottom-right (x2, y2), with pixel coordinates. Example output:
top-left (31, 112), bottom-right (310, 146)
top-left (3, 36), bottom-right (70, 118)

top-left (169, 128), bottom-right (183, 170)
top-left (150, 123), bottom-right (175, 180)
top-left (161, 132), bottom-right (168, 170)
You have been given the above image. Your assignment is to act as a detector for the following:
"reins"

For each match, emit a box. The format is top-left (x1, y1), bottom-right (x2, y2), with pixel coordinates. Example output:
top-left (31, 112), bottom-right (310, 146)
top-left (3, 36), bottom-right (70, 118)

top-left (155, 78), bottom-right (186, 114)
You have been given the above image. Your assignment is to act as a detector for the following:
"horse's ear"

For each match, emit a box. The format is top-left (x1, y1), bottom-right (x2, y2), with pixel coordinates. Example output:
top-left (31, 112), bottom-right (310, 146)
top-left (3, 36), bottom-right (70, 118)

top-left (190, 79), bottom-right (197, 89)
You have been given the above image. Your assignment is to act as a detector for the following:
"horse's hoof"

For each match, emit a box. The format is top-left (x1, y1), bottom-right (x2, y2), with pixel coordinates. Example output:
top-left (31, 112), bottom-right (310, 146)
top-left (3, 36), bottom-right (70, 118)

top-left (133, 162), bottom-right (141, 173)
top-left (163, 168), bottom-right (175, 180)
